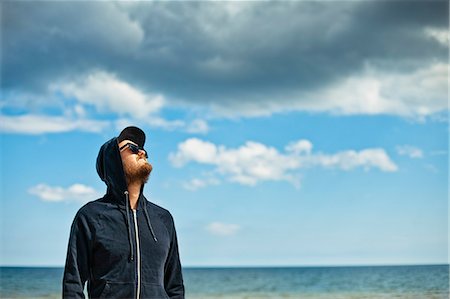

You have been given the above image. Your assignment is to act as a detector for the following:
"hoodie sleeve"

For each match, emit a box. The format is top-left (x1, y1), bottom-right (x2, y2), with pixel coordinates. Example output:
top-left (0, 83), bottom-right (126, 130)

top-left (164, 215), bottom-right (185, 299)
top-left (62, 210), bottom-right (93, 298)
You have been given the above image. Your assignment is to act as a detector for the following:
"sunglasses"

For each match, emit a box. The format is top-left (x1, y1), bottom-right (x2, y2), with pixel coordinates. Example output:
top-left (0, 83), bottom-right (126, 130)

top-left (119, 143), bottom-right (148, 158)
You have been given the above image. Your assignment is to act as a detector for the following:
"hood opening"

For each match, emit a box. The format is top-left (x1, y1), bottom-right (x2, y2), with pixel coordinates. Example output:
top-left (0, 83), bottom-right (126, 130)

top-left (96, 136), bottom-right (157, 244)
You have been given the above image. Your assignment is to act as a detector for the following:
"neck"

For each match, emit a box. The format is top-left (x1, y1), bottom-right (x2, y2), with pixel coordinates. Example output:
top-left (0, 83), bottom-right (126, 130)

top-left (127, 182), bottom-right (141, 210)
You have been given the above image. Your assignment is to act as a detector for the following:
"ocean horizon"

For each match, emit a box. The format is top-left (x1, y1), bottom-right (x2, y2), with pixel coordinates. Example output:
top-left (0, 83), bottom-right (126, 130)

top-left (1, 264), bottom-right (448, 298)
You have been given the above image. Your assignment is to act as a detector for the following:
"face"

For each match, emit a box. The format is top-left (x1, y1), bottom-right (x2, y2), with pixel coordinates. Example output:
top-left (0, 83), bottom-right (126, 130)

top-left (118, 139), bottom-right (153, 185)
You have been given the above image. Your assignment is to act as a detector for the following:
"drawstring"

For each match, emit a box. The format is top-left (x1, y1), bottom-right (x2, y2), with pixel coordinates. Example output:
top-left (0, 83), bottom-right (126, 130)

top-left (143, 200), bottom-right (158, 242)
top-left (124, 191), bottom-right (134, 261)
top-left (124, 191), bottom-right (157, 261)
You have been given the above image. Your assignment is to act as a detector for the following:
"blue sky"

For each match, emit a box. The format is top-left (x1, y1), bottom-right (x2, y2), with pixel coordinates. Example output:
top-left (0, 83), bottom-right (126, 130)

top-left (0, 1), bottom-right (448, 267)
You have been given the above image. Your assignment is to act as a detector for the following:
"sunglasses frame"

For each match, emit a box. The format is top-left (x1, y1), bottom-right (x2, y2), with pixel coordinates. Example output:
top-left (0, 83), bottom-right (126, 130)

top-left (119, 142), bottom-right (148, 158)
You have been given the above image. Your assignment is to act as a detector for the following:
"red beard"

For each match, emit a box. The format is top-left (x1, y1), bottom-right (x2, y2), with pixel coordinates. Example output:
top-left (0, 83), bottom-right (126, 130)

top-left (124, 161), bottom-right (152, 185)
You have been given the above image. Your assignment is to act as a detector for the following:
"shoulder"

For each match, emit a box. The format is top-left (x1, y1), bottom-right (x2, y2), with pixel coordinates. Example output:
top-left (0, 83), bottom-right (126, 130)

top-left (73, 197), bottom-right (111, 225)
top-left (145, 200), bottom-right (174, 221)
top-left (76, 198), bottom-right (104, 216)
top-left (70, 197), bottom-right (115, 236)
top-left (144, 199), bottom-right (177, 234)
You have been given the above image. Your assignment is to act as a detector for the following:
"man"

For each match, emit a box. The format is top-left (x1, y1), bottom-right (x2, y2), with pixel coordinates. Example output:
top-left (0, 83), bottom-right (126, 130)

top-left (63, 126), bottom-right (184, 298)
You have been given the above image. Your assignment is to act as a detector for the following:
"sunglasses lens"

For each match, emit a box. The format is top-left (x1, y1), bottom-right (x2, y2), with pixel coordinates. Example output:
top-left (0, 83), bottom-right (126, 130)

top-left (129, 144), bottom-right (140, 154)
top-left (129, 144), bottom-right (148, 158)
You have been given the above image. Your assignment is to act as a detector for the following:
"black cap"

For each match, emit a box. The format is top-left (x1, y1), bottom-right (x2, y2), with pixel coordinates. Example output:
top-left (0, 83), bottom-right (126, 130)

top-left (117, 126), bottom-right (146, 148)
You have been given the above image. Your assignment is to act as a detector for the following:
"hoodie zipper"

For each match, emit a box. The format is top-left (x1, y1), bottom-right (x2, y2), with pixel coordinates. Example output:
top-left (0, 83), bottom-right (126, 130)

top-left (125, 192), bottom-right (156, 299)
top-left (132, 210), bottom-right (141, 299)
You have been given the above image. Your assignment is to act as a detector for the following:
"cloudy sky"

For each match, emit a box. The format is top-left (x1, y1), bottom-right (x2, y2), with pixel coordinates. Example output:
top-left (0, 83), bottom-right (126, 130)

top-left (1, 1), bottom-right (448, 267)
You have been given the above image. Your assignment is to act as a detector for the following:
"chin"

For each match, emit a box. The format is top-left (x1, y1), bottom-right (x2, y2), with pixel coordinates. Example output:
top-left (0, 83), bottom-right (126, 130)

top-left (143, 162), bottom-right (152, 174)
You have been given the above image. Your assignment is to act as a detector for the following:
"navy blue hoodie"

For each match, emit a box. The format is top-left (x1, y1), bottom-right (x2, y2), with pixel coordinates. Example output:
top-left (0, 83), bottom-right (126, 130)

top-left (63, 137), bottom-right (184, 298)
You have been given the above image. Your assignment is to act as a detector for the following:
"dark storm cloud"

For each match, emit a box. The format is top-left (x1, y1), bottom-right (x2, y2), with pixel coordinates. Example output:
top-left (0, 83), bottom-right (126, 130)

top-left (2, 1), bottom-right (448, 115)
top-left (2, 1), bottom-right (144, 92)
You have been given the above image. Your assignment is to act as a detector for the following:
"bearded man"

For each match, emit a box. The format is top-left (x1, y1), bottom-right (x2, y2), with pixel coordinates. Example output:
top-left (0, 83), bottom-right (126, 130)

top-left (63, 126), bottom-right (184, 299)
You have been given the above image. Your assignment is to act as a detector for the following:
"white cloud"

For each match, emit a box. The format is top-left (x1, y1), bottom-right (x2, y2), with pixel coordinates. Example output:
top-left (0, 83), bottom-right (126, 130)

top-left (217, 141), bottom-right (301, 186)
top-left (113, 116), bottom-right (209, 134)
top-left (46, 70), bottom-right (211, 134)
top-left (210, 63), bottom-right (448, 120)
top-left (305, 63), bottom-right (448, 119)
top-left (147, 117), bottom-right (209, 134)
top-left (206, 222), bottom-right (240, 236)
top-left (396, 145), bottom-right (424, 159)
top-left (285, 139), bottom-right (313, 155)
top-left (182, 177), bottom-right (220, 191)
top-left (53, 71), bottom-right (165, 119)
top-left (0, 114), bottom-right (109, 134)
top-left (169, 138), bottom-right (397, 187)
top-left (425, 27), bottom-right (449, 46)
top-left (186, 119), bottom-right (209, 134)
top-left (29, 183), bottom-right (99, 203)
top-left (2, 70), bottom-right (209, 135)
top-left (309, 149), bottom-right (398, 172)
top-left (170, 138), bottom-right (218, 167)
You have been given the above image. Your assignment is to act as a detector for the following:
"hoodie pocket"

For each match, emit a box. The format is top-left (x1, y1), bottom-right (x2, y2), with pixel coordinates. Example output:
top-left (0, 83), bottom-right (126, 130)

top-left (141, 282), bottom-right (170, 299)
top-left (100, 281), bottom-right (135, 298)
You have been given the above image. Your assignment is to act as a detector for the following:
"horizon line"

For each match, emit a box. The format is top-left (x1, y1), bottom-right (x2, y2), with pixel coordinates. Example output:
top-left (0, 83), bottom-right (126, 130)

top-left (1, 263), bottom-right (448, 269)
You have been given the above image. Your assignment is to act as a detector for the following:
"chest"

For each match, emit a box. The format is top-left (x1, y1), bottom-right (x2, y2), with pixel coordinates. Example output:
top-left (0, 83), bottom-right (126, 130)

top-left (93, 208), bottom-right (171, 269)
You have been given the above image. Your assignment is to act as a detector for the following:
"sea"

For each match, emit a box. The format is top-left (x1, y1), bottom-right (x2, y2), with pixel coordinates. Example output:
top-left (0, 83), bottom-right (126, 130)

top-left (0, 265), bottom-right (448, 298)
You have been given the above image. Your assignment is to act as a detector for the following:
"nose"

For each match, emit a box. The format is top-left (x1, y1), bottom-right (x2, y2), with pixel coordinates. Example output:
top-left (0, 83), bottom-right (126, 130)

top-left (138, 149), bottom-right (147, 158)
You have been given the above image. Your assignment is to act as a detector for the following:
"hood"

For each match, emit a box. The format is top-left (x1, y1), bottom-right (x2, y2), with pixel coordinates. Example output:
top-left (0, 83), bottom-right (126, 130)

top-left (96, 137), bottom-right (158, 255)
top-left (96, 137), bottom-right (129, 205)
